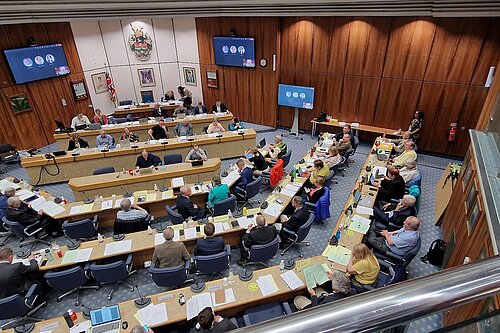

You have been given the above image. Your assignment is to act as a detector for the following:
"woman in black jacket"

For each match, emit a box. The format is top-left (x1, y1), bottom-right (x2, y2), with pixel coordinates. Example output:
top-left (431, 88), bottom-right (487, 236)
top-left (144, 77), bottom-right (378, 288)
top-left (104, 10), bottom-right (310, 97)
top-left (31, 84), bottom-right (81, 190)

top-left (67, 133), bottom-right (89, 150)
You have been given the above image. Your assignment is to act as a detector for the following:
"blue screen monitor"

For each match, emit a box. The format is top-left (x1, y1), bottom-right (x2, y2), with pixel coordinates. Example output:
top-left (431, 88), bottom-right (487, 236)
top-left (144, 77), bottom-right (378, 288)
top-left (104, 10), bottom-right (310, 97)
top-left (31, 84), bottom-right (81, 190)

top-left (4, 44), bottom-right (70, 84)
top-left (277, 84), bottom-right (314, 110)
top-left (213, 37), bottom-right (255, 68)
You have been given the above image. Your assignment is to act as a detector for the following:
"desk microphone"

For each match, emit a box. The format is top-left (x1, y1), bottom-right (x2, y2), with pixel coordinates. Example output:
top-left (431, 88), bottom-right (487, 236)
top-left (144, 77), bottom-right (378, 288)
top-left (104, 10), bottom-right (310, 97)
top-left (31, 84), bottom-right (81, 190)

top-left (121, 186), bottom-right (132, 198)
top-left (195, 174), bottom-right (202, 186)
top-left (80, 303), bottom-right (93, 319)
top-left (160, 178), bottom-right (168, 192)
top-left (284, 254), bottom-right (302, 270)
top-left (134, 285), bottom-right (151, 308)
top-left (82, 191), bottom-right (94, 204)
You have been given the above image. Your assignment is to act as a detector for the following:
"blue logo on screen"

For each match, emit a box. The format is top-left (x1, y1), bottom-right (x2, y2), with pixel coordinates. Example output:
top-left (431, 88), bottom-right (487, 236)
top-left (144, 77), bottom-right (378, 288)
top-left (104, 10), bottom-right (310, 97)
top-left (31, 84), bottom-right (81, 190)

top-left (278, 84), bottom-right (314, 109)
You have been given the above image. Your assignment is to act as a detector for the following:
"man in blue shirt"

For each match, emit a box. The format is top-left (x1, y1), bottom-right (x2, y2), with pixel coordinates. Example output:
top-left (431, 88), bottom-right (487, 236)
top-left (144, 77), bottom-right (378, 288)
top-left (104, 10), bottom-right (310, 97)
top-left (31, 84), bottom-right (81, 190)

top-left (96, 129), bottom-right (114, 148)
top-left (173, 118), bottom-right (193, 137)
top-left (365, 216), bottom-right (420, 256)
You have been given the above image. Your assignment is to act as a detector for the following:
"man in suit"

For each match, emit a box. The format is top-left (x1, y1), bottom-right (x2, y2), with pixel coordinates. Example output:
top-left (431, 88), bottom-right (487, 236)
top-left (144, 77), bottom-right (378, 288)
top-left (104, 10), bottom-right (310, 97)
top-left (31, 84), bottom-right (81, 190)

top-left (211, 100), bottom-right (229, 113)
top-left (374, 195), bottom-right (417, 230)
top-left (0, 247), bottom-right (39, 298)
top-left (192, 307), bottom-right (236, 333)
top-left (6, 197), bottom-right (61, 236)
top-left (152, 227), bottom-right (191, 268)
top-left (238, 215), bottom-right (277, 265)
top-left (279, 196), bottom-right (310, 245)
top-left (194, 102), bottom-right (208, 115)
top-left (193, 223), bottom-right (225, 256)
top-left (176, 185), bottom-right (206, 221)
top-left (233, 159), bottom-right (254, 190)
top-left (374, 167), bottom-right (406, 205)
top-left (0, 187), bottom-right (15, 220)
top-left (334, 124), bottom-right (355, 145)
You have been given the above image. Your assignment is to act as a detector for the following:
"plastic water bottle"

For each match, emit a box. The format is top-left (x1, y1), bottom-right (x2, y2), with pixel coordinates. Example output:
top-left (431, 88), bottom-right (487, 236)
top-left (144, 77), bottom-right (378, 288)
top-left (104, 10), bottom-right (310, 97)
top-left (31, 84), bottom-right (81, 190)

top-left (147, 226), bottom-right (153, 235)
top-left (97, 233), bottom-right (103, 243)
top-left (243, 207), bottom-right (247, 216)
top-left (335, 226), bottom-right (341, 241)
top-left (45, 248), bottom-right (54, 262)
top-left (279, 260), bottom-right (285, 271)
top-left (227, 209), bottom-right (233, 219)
top-left (154, 183), bottom-right (158, 191)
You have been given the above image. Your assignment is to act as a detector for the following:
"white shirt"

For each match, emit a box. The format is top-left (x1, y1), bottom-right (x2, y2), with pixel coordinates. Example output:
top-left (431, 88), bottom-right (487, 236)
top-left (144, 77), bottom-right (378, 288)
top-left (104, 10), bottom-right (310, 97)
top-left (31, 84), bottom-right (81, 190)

top-left (71, 115), bottom-right (90, 129)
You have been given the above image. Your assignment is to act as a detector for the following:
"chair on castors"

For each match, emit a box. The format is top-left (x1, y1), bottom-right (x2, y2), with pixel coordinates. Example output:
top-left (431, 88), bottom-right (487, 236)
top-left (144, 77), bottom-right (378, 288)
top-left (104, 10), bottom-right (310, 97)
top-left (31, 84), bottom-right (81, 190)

top-left (2, 217), bottom-right (51, 248)
top-left (243, 236), bottom-right (280, 269)
top-left (163, 154), bottom-right (183, 165)
top-left (193, 245), bottom-right (231, 281)
top-left (165, 205), bottom-right (185, 225)
top-left (213, 195), bottom-right (237, 217)
top-left (44, 265), bottom-right (99, 306)
top-left (236, 177), bottom-right (262, 208)
top-left (243, 302), bottom-right (292, 326)
top-left (150, 260), bottom-right (193, 289)
top-left (89, 254), bottom-right (137, 300)
top-left (280, 213), bottom-right (314, 257)
top-left (0, 284), bottom-right (46, 330)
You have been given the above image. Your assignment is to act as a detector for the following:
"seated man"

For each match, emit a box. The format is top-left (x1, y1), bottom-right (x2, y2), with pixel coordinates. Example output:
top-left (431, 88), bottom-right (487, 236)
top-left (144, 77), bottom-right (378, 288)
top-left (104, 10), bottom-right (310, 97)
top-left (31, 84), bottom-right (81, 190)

top-left (193, 223), bottom-right (225, 256)
top-left (192, 307), bottom-right (236, 333)
top-left (279, 196), bottom-right (309, 244)
top-left (194, 101), bottom-right (208, 115)
top-left (211, 100), bottom-right (229, 113)
top-left (152, 227), bottom-right (191, 268)
top-left (185, 145), bottom-right (208, 163)
top-left (96, 129), bottom-right (114, 148)
top-left (334, 124), bottom-right (354, 145)
top-left (374, 167), bottom-right (406, 205)
top-left (136, 149), bottom-right (161, 168)
top-left (233, 159), bottom-right (254, 190)
top-left (70, 112), bottom-right (91, 129)
top-left (148, 119), bottom-right (169, 140)
top-left (6, 197), bottom-right (61, 236)
top-left (264, 135), bottom-right (287, 162)
top-left (174, 118), bottom-right (193, 137)
top-left (365, 216), bottom-right (421, 256)
top-left (392, 141), bottom-right (417, 168)
top-left (373, 194), bottom-right (417, 230)
top-left (207, 118), bottom-right (226, 134)
top-left (176, 185), bottom-right (206, 221)
top-left (238, 215), bottom-right (277, 265)
top-left (207, 175), bottom-right (229, 209)
top-left (0, 187), bottom-right (16, 219)
top-left (386, 131), bottom-right (411, 155)
top-left (0, 247), bottom-right (40, 299)
top-left (116, 198), bottom-right (148, 221)
top-left (243, 147), bottom-right (269, 176)
top-left (400, 160), bottom-right (419, 184)
top-left (334, 133), bottom-right (352, 155)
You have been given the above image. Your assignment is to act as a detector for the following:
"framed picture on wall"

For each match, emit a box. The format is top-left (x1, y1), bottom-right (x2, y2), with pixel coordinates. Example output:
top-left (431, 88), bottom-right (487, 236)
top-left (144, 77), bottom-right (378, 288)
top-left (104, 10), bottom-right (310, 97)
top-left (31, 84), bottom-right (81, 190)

top-left (9, 93), bottom-right (31, 114)
top-left (138, 68), bottom-right (155, 87)
top-left (183, 67), bottom-right (197, 86)
top-left (206, 70), bottom-right (218, 88)
top-left (91, 72), bottom-right (107, 94)
top-left (71, 79), bottom-right (88, 100)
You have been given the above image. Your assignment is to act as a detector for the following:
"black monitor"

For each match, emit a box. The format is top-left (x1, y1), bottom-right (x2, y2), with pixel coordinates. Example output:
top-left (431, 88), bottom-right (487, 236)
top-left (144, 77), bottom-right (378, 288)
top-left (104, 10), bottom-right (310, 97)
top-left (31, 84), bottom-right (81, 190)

top-left (55, 120), bottom-right (66, 130)
top-left (258, 138), bottom-right (267, 149)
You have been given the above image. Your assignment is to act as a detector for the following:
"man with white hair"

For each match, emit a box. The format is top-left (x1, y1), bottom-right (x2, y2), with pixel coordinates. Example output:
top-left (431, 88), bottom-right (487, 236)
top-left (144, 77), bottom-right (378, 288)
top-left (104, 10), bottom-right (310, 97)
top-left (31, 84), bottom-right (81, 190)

top-left (6, 196), bottom-right (61, 235)
top-left (373, 195), bottom-right (417, 230)
top-left (116, 198), bottom-right (148, 221)
top-left (0, 187), bottom-right (16, 220)
top-left (176, 185), bottom-right (206, 221)
top-left (366, 216), bottom-right (421, 257)
top-left (96, 129), bottom-right (114, 148)
top-left (173, 118), bottom-right (193, 137)
top-left (267, 134), bottom-right (287, 160)
top-left (387, 131), bottom-right (412, 155)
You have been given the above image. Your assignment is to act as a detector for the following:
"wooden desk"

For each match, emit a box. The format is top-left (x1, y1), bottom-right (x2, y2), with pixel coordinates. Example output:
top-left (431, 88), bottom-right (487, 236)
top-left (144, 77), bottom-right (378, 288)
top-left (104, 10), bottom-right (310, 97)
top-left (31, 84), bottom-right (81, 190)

top-left (113, 102), bottom-right (181, 117)
top-left (68, 158), bottom-right (221, 201)
top-left (27, 129), bottom-right (254, 184)
top-left (435, 163), bottom-right (453, 224)
top-left (310, 120), bottom-right (402, 139)
top-left (53, 113), bottom-right (233, 149)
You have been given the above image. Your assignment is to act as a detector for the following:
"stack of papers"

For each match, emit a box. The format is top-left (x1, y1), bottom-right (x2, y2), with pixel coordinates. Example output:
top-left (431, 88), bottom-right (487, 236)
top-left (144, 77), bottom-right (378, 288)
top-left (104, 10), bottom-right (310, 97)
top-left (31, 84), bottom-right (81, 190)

top-left (69, 205), bottom-right (83, 215)
top-left (256, 274), bottom-right (279, 296)
top-left (263, 202), bottom-right (283, 217)
top-left (0, 179), bottom-right (20, 192)
top-left (146, 193), bottom-right (157, 202)
top-left (372, 166), bottom-right (387, 176)
top-left (101, 200), bottom-right (113, 210)
top-left (61, 248), bottom-right (93, 264)
top-left (18, 189), bottom-right (36, 201)
top-left (135, 303), bottom-right (168, 326)
top-left (356, 205), bottom-right (374, 216)
top-left (155, 233), bottom-right (165, 245)
top-left (349, 215), bottom-right (372, 234)
top-left (279, 187), bottom-right (296, 198)
top-left (171, 177), bottom-right (185, 188)
top-left (303, 264), bottom-right (332, 290)
top-left (183, 227), bottom-right (197, 239)
top-left (103, 239), bottom-right (132, 256)
top-left (38, 201), bottom-right (65, 217)
top-left (236, 216), bottom-right (256, 229)
top-left (186, 293), bottom-right (213, 320)
top-left (213, 222), bottom-right (230, 234)
top-left (30, 196), bottom-right (47, 211)
top-left (323, 245), bottom-right (352, 266)
top-left (280, 270), bottom-right (304, 290)
top-left (222, 170), bottom-right (240, 185)
top-left (81, 203), bottom-right (94, 213)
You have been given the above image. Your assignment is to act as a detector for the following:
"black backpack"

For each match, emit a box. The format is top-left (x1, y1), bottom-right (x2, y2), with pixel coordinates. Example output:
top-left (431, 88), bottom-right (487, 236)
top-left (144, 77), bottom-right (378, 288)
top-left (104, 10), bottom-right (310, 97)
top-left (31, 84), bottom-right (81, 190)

top-left (421, 239), bottom-right (447, 266)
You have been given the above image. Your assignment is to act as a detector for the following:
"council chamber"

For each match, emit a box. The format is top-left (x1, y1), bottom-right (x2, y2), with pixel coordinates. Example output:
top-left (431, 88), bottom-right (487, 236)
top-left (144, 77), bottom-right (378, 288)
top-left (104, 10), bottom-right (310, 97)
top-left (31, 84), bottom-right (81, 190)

top-left (0, 2), bottom-right (499, 333)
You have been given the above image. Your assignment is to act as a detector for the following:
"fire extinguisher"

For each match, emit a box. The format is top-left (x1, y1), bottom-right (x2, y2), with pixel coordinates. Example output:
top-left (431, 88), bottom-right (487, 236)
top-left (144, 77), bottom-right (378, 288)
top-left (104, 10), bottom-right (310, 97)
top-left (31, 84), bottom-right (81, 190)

top-left (448, 122), bottom-right (457, 142)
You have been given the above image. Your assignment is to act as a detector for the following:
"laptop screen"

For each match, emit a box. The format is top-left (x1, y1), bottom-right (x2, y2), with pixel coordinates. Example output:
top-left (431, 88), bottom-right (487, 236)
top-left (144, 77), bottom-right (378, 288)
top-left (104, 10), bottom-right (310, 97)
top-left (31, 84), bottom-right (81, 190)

top-left (258, 138), bottom-right (266, 149)
top-left (353, 189), bottom-right (361, 202)
top-left (90, 305), bottom-right (121, 326)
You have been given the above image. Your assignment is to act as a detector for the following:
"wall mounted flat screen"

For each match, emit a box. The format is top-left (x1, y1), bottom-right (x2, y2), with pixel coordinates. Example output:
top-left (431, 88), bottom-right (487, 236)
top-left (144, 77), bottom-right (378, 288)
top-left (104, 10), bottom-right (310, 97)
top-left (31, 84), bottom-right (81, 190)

top-left (278, 84), bottom-right (314, 109)
top-left (4, 44), bottom-right (70, 84)
top-left (213, 37), bottom-right (255, 68)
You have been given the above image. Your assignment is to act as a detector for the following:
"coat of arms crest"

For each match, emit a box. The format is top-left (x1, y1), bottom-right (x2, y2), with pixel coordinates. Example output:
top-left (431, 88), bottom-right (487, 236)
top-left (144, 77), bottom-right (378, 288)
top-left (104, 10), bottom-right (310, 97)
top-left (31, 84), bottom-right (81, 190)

top-left (128, 24), bottom-right (153, 61)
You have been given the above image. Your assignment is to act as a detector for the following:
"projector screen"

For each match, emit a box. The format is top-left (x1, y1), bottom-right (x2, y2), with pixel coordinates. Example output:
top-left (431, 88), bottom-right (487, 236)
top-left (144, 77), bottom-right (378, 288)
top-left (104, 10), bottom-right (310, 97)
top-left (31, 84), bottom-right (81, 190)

top-left (4, 44), bottom-right (70, 84)
top-left (277, 84), bottom-right (314, 110)
top-left (213, 36), bottom-right (256, 68)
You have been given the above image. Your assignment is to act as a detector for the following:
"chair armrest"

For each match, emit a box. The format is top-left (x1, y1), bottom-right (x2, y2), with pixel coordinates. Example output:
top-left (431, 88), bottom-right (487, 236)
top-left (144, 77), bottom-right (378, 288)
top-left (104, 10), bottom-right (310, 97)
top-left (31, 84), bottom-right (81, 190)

top-left (143, 214), bottom-right (152, 225)
top-left (92, 215), bottom-right (99, 229)
top-left (24, 221), bottom-right (43, 236)
top-left (282, 302), bottom-right (293, 315)
top-left (225, 244), bottom-right (231, 259)
top-left (24, 283), bottom-right (39, 307)
top-left (378, 259), bottom-right (393, 272)
top-left (171, 205), bottom-right (177, 210)
top-left (384, 251), bottom-right (404, 264)
top-left (125, 253), bottom-right (133, 270)
top-left (229, 318), bottom-right (239, 329)
top-left (243, 314), bottom-right (251, 327)
top-left (83, 263), bottom-right (92, 278)
top-left (184, 260), bottom-right (191, 271)
top-left (281, 228), bottom-right (296, 241)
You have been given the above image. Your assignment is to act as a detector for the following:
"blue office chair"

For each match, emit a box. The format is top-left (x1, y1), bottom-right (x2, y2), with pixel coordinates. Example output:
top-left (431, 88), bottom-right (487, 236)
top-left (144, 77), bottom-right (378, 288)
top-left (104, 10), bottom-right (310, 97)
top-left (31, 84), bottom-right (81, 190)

top-left (119, 100), bottom-right (134, 106)
top-left (0, 284), bottom-right (46, 330)
top-left (114, 214), bottom-right (151, 235)
top-left (93, 166), bottom-right (115, 175)
top-left (269, 150), bottom-right (292, 169)
top-left (44, 265), bottom-right (99, 306)
top-left (111, 117), bottom-right (128, 124)
top-left (2, 217), bottom-right (51, 248)
top-left (324, 169), bottom-right (336, 187)
top-left (243, 235), bottom-right (280, 269)
top-left (165, 205), bottom-right (185, 225)
top-left (150, 261), bottom-right (193, 289)
top-left (363, 260), bottom-right (408, 292)
top-left (243, 302), bottom-right (292, 326)
top-left (0, 220), bottom-right (12, 246)
top-left (373, 237), bottom-right (422, 268)
top-left (89, 254), bottom-right (137, 300)
top-left (280, 213), bottom-right (314, 257)
top-left (62, 215), bottom-right (99, 241)
top-left (163, 154), bottom-right (183, 165)
top-left (350, 136), bottom-right (360, 158)
top-left (194, 245), bottom-right (231, 280)
top-left (305, 187), bottom-right (331, 223)
top-left (236, 177), bottom-right (262, 208)
top-left (213, 195), bottom-right (237, 217)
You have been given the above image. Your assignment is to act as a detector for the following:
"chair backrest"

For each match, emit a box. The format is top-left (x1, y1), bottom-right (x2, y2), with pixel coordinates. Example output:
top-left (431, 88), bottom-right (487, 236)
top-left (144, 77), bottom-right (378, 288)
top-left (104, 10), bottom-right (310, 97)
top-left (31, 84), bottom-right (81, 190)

top-left (0, 294), bottom-right (29, 320)
top-left (112, 117), bottom-right (128, 124)
top-left (324, 169), bottom-right (335, 187)
top-left (195, 250), bottom-right (229, 274)
top-left (62, 217), bottom-right (97, 239)
top-left (402, 236), bottom-right (422, 266)
top-left (296, 213), bottom-right (315, 243)
top-left (165, 205), bottom-right (185, 225)
top-left (249, 236), bottom-right (280, 262)
top-left (0, 144), bottom-right (15, 155)
top-left (270, 159), bottom-right (284, 187)
top-left (163, 154), bottom-right (183, 165)
top-left (2, 216), bottom-right (28, 240)
top-left (281, 150), bottom-right (292, 168)
top-left (407, 170), bottom-right (423, 188)
top-left (245, 177), bottom-right (262, 200)
top-left (243, 302), bottom-right (286, 325)
top-left (114, 216), bottom-right (149, 235)
top-left (119, 100), bottom-right (134, 106)
top-left (351, 136), bottom-right (360, 154)
top-left (93, 166), bottom-right (115, 175)
top-left (213, 195), bottom-right (237, 217)
top-left (44, 266), bottom-right (89, 292)
top-left (343, 148), bottom-right (353, 160)
top-left (90, 258), bottom-right (129, 283)
top-left (150, 265), bottom-right (187, 288)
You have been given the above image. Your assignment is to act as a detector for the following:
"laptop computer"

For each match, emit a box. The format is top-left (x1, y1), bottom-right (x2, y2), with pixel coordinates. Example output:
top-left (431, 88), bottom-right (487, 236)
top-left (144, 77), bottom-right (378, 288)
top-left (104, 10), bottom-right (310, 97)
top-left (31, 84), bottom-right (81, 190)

top-left (75, 124), bottom-right (87, 131)
top-left (90, 305), bottom-right (121, 333)
top-left (118, 139), bottom-right (130, 148)
top-left (89, 123), bottom-right (102, 130)
top-left (258, 138), bottom-right (267, 149)
top-left (191, 160), bottom-right (204, 167)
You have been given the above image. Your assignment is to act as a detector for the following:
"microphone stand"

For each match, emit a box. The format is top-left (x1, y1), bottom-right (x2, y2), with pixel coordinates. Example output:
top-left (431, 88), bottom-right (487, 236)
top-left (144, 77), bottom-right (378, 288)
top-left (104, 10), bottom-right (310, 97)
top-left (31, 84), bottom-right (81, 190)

top-left (82, 191), bottom-right (94, 204)
top-left (121, 186), bottom-right (132, 198)
top-left (134, 285), bottom-right (151, 308)
top-left (160, 178), bottom-right (168, 192)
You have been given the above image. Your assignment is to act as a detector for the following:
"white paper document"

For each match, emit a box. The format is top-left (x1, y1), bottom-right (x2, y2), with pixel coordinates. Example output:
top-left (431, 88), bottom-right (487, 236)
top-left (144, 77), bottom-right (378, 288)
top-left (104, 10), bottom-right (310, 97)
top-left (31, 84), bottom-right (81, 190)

top-left (135, 303), bottom-right (168, 326)
top-left (0, 179), bottom-right (20, 192)
top-left (183, 227), bottom-right (197, 240)
top-left (69, 319), bottom-right (91, 333)
top-left (236, 216), bottom-right (255, 229)
top-left (173, 229), bottom-right (180, 241)
top-left (280, 188), bottom-right (296, 197)
top-left (222, 170), bottom-right (240, 185)
top-left (211, 288), bottom-right (236, 307)
top-left (104, 239), bottom-right (132, 256)
top-left (69, 205), bottom-right (83, 215)
top-left (256, 274), bottom-right (279, 296)
top-left (30, 196), bottom-right (47, 211)
top-left (280, 270), bottom-right (304, 290)
top-left (263, 202), bottom-right (283, 217)
top-left (155, 233), bottom-right (165, 245)
top-left (186, 293), bottom-right (213, 320)
top-left (172, 177), bottom-right (185, 188)
top-left (214, 222), bottom-right (225, 234)
top-left (18, 190), bottom-right (36, 201)
top-left (284, 183), bottom-right (301, 192)
top-left (356, 205), bottom-right (374, 216)
top-left (40, 201), bottom-right (65, 217)
top-left (101, 200), bottom-right (113, 210)
top-left (75, 248), bottom-right (93, 263)
top-left (372, 166), bottom-right (387, 176)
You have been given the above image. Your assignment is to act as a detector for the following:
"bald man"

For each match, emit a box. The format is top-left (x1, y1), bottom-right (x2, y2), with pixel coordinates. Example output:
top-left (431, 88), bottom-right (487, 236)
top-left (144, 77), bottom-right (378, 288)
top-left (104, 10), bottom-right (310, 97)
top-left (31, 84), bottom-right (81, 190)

top-left (96, 129), bottom-right (114, 148)
top-left (173, 118), bottom-right (193, 137)
top-left (152, 227), bottom-right (190, 268)
top-left (176, 185), bottom-right (206, 221)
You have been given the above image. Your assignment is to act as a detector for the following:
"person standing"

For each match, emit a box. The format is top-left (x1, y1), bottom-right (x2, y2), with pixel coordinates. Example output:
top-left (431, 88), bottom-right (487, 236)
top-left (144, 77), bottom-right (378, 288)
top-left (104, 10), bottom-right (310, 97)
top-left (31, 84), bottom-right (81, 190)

top-left (408, 111), bottom-right (424, 145)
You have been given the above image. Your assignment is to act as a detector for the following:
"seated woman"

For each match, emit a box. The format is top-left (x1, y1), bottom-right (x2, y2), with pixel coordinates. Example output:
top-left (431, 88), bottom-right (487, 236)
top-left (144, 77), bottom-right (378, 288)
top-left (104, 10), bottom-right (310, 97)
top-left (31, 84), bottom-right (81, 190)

top-left (68, 133), bottom-right (89, 150)
top-left (228, 117), bottom-right (245, 131)
top-left (207, 175), bottom-right (229, 209)
top-left (375, 167), bottom-right (406, 205)
top-left (207, 118), bottom-right (226, 134)
top-left (93, 108), bottom-right (108, 125)
top-left (304, 176), bottom-right (326, 204)
top-left (325, 146), bottom-right (341, 168)
top-left (164, 90), bottom-right (175, 101)
top-left (293, 271), bottom-right (354, 310)
top-left (347, 243), bottom-right (380, 292)
top-left (121, 127), bottom-right (139, 142)
top-left (244, 147), bottom-right (269, 176)
top-left (305, 159), bottom-right (329, 188)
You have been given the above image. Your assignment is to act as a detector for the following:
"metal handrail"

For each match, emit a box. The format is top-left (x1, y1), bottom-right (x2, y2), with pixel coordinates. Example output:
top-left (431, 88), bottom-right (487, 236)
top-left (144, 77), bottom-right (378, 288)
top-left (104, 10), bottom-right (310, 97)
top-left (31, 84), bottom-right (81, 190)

top-left (236, 255), bottom-right (500, 333)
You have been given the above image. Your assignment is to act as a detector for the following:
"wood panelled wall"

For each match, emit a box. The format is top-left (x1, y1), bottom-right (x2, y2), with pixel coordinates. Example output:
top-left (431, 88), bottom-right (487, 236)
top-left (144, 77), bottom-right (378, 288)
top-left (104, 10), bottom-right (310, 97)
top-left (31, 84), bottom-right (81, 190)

top-left (0, 23), bottom-right (90, 150)
top-left (197, 17), bottom-right (500, 157)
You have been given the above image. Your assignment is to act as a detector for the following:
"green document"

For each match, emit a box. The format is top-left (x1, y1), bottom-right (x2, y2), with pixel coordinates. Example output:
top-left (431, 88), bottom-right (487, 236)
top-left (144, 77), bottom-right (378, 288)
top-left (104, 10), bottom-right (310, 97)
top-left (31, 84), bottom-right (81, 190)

top-left (61, 250), bottom-right (78, 264)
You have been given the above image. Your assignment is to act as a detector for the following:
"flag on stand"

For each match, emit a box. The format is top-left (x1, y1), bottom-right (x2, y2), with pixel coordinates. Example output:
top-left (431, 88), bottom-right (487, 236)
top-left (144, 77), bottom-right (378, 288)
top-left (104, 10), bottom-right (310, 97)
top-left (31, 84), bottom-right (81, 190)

top-left (106, 71), bottom-right (117, 104)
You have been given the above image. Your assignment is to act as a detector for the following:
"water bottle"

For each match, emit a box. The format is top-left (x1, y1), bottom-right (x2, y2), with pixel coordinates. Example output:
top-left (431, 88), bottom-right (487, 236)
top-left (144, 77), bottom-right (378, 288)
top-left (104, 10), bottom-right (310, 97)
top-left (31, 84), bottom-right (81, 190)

top-left (154, 183), bottom-right (158, 191)
top-left (335, 227), bottom-right (341, 241)
top-left (227, 209), bottom-right (233, 219)
top-left (45, 248), bottom-right (54, 262)
top-left (279, 260), bottom-right (285, 271)
top-left (97, 233), bottom-right (103, 243)
top-left (147, 226), bottom-right (153, 235)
